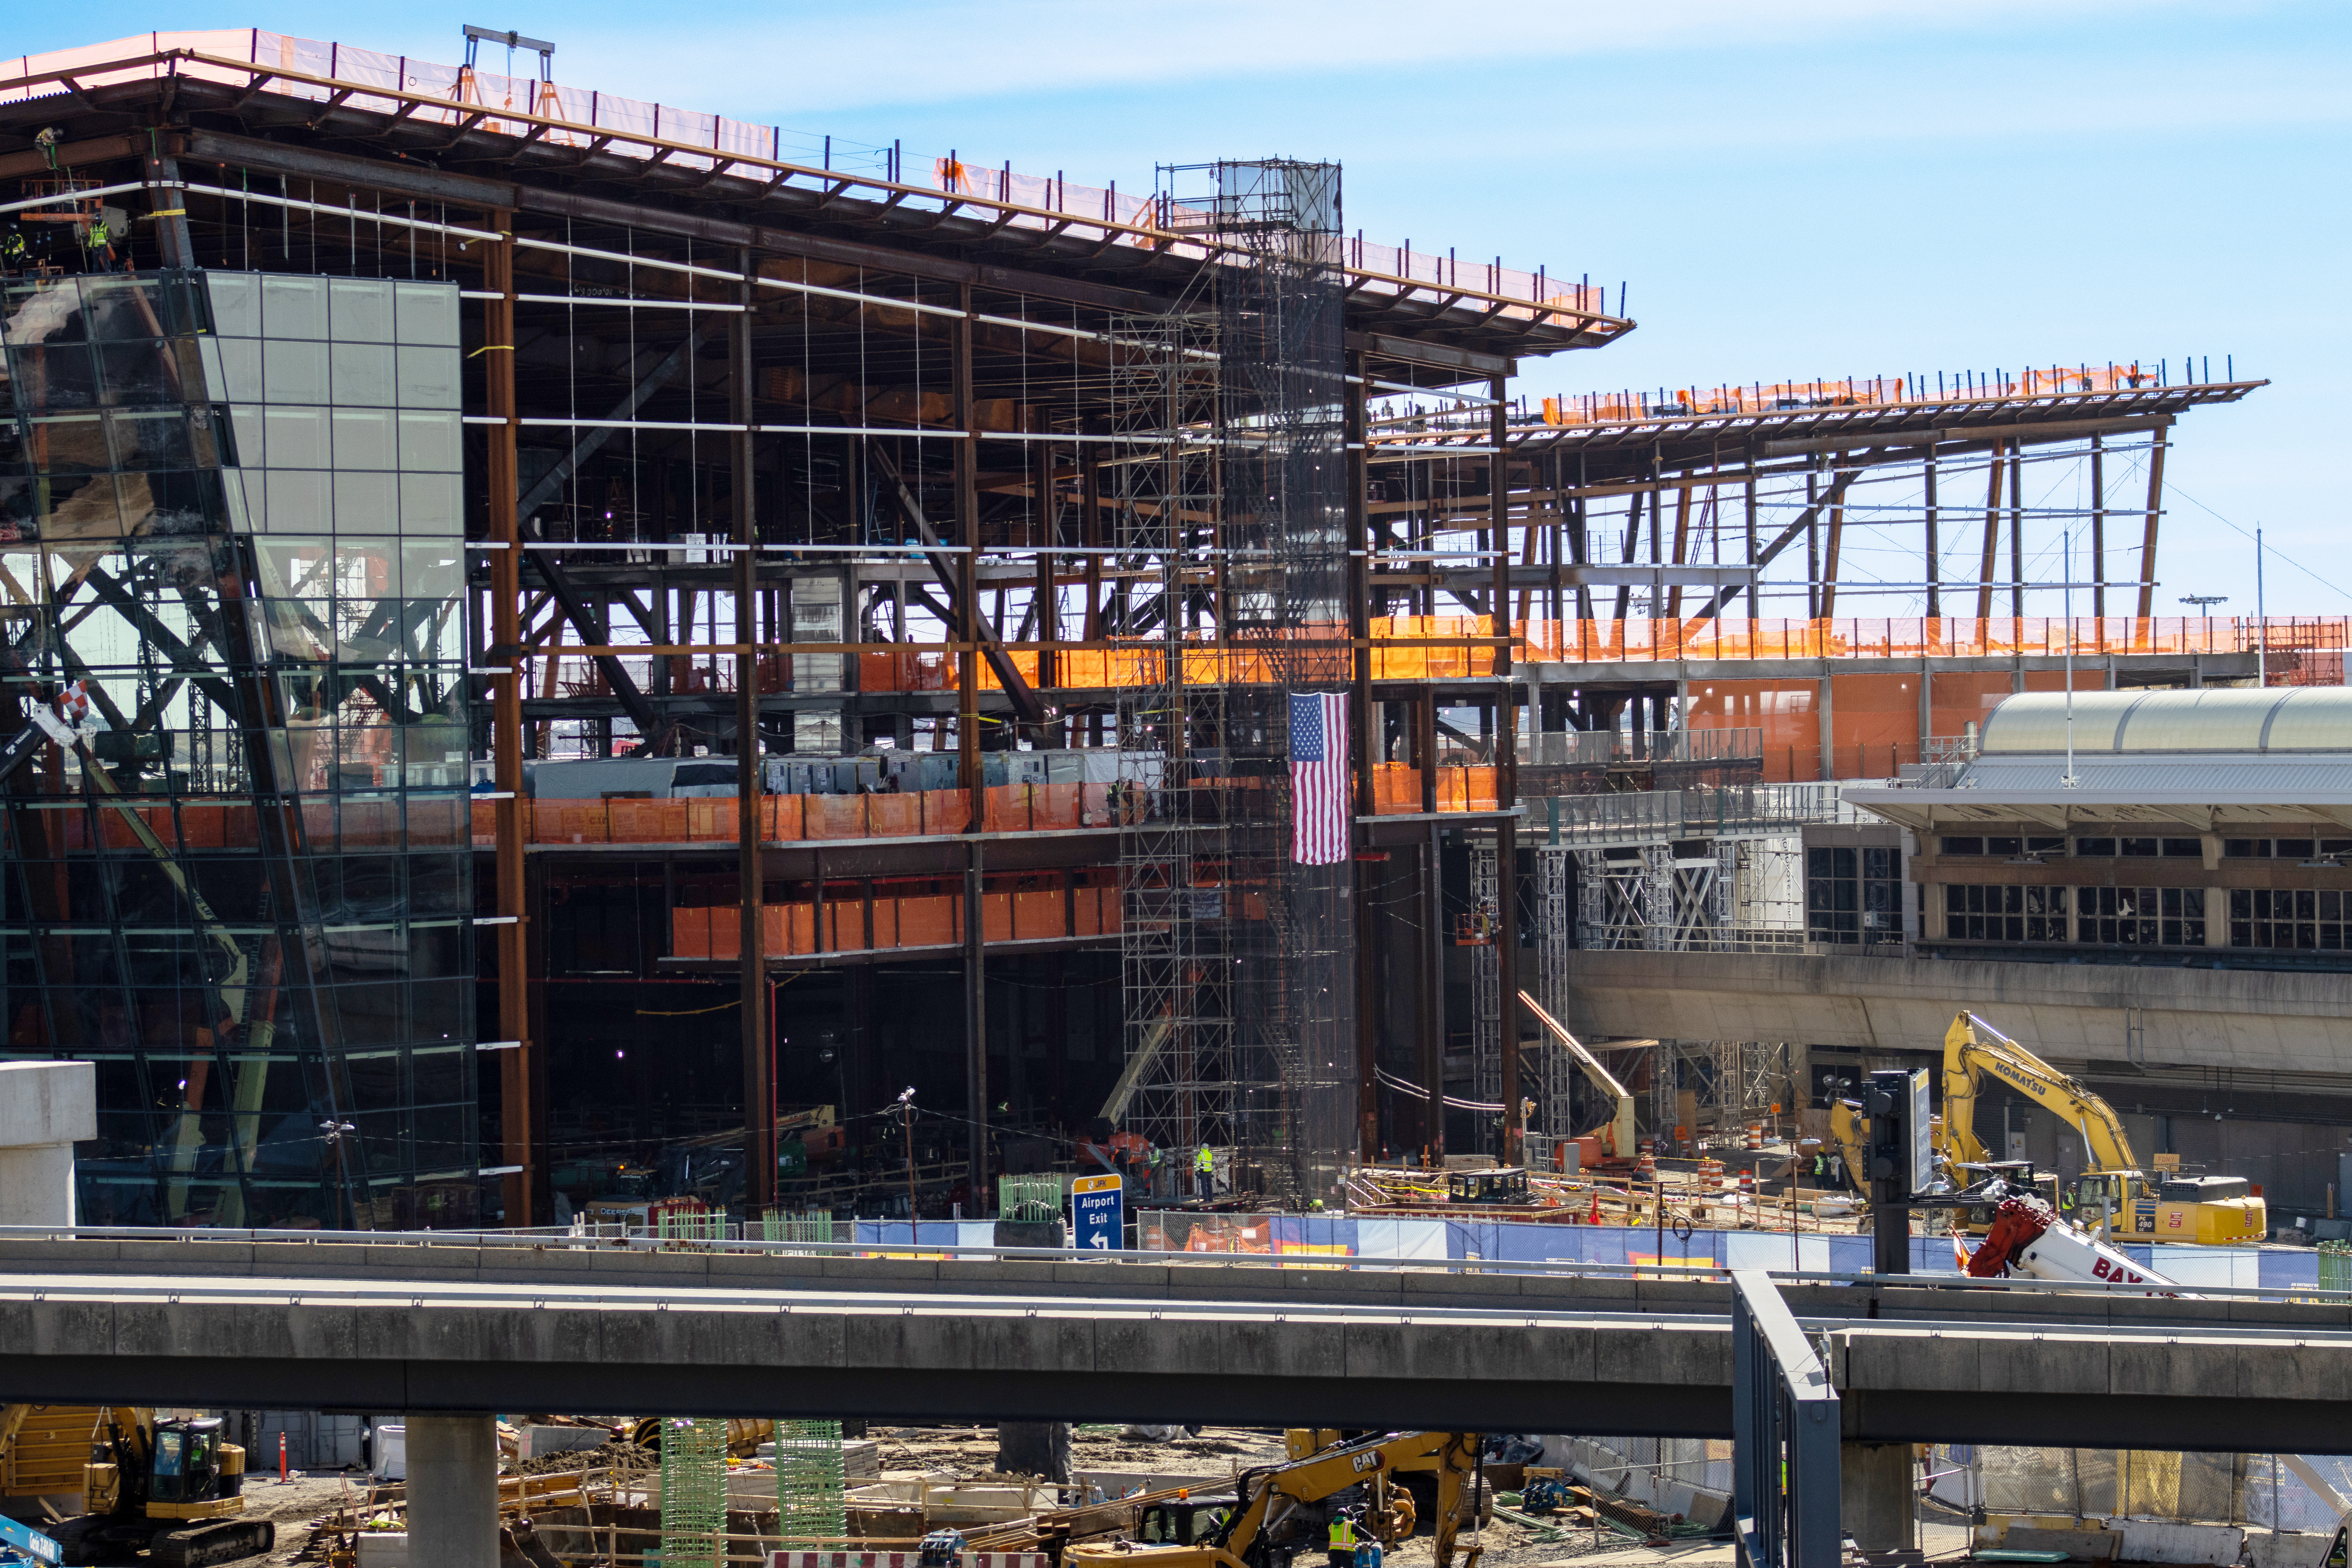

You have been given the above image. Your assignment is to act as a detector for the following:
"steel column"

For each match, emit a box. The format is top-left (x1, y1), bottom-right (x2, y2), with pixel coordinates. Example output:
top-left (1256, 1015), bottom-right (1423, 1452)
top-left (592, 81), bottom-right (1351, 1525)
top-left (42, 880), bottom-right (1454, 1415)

top-left (732, 247), bottom-right (771, 1214)
top-left (483, 216), bottom-right (534, 1227)
top-left (2137, 427), bottom-right (2169, 621)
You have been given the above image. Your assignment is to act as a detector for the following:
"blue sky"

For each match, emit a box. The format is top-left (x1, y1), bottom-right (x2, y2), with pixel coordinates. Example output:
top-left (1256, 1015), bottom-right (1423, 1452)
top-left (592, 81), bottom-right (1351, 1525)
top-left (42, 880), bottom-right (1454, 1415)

top-left (24, 2), bottom-right (2348, 614)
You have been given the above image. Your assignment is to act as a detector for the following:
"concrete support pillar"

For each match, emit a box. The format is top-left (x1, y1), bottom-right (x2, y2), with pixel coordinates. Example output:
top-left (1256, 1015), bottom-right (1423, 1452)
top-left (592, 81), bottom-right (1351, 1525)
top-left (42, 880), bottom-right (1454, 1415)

top-left (1839, 1440), bottom-right (1912, 1553)
top-left (0, 1061), bottom-right (94, 1226)
top-left (996, 1422), bottom-right (1072, 1483)
top-left (406, 1414), bottom-right (499, 1568)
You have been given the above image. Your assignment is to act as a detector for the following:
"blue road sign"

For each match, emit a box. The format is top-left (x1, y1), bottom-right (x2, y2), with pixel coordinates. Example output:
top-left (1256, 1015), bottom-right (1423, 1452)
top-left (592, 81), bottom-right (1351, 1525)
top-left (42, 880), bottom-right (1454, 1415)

top-left (1071, 1173), bottom-right (1123, 1252)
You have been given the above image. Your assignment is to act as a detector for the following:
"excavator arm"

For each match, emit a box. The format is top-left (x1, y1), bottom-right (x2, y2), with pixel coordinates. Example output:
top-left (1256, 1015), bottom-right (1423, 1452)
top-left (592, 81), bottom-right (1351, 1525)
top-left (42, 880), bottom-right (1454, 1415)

top-left (1942, 1012), bottom-right (2139, 1176)
top-left (1218, 1430), bottom-right (1474, 1567)
top-left (1827, 1100), bottom-right (1868, 1185)
top-left (1069, 1430), bottom-right (1481, 1568)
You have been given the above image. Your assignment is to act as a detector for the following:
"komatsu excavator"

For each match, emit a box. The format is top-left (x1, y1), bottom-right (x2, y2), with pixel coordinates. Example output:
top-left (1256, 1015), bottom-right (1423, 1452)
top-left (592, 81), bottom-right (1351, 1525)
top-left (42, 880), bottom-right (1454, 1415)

top-left (1831, 1012), bottom-right (2265, 1244)
top-left (1065, 1431), bottom-right (1484, 1568)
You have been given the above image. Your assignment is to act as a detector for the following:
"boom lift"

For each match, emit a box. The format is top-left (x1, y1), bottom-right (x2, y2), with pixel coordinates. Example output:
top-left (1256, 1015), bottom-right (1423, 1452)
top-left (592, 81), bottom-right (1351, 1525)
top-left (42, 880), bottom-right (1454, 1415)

top-left (1963, 1192), bottom-right (2177, 1293)
top-left (1066, 1431), bottom-right (1484, 1568)
top-left (1518, 992), bottom-right (1637, 1161)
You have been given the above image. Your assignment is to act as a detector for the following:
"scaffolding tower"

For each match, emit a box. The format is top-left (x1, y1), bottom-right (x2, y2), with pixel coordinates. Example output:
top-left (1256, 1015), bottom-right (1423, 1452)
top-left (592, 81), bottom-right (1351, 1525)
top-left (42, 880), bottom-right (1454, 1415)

top-left (1112, 160), bottom-right (1357, 1201)
top-left (1470, 843), bottom-right (1502, 1151)
top-left (1116, 282), bottom-right (1233, 1164)
top-left (1200, 158), bottom-right (1356, 1202)
top-left (1534, 848), bottom-right (1579, 1139)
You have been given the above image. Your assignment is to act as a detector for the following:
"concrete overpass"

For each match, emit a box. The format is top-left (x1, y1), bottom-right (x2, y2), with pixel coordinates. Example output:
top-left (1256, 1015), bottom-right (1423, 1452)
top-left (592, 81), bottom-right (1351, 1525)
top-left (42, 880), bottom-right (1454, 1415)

top-left (3, 1235), bottom-right (2352, 1451)
top-left (1562, 948), bottom-right (2352, 1074)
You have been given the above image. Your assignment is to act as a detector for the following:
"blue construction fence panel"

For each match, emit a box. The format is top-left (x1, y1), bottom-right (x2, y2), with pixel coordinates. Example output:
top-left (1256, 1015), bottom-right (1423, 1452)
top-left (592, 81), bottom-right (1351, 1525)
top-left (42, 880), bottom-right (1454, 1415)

top-left (841, 1216), bottom-right (2319, 1287)
top-left (853, 1220), bottom-right (1004, 1248)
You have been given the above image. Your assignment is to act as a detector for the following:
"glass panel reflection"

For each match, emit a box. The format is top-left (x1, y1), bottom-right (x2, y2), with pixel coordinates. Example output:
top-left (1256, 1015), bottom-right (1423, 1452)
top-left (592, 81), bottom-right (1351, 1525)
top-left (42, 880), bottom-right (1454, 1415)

top-left (0, 270), bottom-right (474, 1230)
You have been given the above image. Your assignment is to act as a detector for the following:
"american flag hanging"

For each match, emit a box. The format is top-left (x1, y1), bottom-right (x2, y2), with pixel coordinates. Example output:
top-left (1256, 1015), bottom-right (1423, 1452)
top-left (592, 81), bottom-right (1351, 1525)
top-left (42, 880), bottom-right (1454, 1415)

top-left (1288, 690), bottom-right (1349, 865)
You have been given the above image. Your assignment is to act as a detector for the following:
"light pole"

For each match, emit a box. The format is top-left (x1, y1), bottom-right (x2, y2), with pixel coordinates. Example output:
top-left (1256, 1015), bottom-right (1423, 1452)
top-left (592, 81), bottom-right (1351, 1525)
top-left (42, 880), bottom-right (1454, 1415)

top-left (2180, 594), bottom-right (2230, 688)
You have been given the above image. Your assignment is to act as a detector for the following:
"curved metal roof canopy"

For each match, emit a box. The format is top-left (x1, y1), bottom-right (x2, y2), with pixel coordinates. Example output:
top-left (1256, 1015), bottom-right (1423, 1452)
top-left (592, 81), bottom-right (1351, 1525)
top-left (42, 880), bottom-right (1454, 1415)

top-left (1981, 687), bottom-right (2352, 755)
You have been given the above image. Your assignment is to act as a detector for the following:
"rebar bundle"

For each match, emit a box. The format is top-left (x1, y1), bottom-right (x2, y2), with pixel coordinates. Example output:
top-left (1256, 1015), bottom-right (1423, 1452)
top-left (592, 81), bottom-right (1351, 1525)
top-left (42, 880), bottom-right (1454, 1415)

top-left (659, 1416), bottom-right (729, 1568)
top-left (776, 1419), bottom-right (848, 1544)
top-left (997, 1173), bottom-right (1063, 1224)
top-left (760, 1209), bottom-right (834, 1246)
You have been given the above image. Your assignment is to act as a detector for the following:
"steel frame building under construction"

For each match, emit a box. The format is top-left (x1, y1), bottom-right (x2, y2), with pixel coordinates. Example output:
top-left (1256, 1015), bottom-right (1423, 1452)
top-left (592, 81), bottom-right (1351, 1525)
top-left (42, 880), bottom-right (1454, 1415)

top-left (0, 29), bottom-right (2314, 1229)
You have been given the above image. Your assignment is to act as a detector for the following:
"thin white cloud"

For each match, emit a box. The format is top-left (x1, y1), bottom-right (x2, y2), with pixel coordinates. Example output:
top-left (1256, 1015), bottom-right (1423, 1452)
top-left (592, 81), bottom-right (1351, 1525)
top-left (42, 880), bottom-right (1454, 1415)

top-left (559, 0), bottom-right (2251, 117)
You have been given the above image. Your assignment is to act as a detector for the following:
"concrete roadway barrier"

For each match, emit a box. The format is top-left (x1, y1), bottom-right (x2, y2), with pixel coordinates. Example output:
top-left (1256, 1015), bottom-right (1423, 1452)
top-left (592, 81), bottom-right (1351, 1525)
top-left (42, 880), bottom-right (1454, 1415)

top-left (2, 1237), bottom-right (2352, 1448)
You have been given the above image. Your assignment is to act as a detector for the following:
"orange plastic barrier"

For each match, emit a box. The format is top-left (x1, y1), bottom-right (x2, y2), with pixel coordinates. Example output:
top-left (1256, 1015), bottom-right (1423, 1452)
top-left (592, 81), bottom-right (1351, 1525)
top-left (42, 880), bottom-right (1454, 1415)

top-left (1369, 616), bottom-right (1500, 680)
top-left (1035, 782), bottom-right (1084, 831)
top-left (1013, 888), bottom-right (1061, 940)
top-left (897, 894), bottom-right (957, 947)
top-left (922, 790), bottom-right (970, 835)
top-left (981, 891), bottom-right (1013, 942)
top-left (866, 793), bottom-right (922, 837)
top-left (1522, 617), bottom-right (2348, 665)
top-left (803, 795), bottom-right (867, 841)
top-left (1372, 763), bottom-right (1422, 815)
top-left (982, 783), bottom-right (1030, 834)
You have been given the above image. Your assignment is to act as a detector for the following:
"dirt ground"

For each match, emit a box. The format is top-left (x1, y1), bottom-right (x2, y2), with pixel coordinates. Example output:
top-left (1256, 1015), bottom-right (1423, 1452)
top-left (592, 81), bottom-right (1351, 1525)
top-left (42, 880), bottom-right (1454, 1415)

top-left (176, 1427), bottom-right (1973, 1568)
top-left (214, 1473), bottom-right (364, 1566)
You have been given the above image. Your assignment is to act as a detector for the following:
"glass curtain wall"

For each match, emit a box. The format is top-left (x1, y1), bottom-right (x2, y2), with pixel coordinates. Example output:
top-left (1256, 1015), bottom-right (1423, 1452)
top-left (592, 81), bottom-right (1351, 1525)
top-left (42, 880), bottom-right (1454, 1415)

top-left (0, 268), bottom-right (475, 1229)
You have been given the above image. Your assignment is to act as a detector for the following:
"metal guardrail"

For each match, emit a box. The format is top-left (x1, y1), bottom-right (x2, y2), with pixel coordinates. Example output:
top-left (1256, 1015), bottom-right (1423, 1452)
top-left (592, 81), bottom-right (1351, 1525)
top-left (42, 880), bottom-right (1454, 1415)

top-left (1524, 728), bottom-right (1766, 768)
top-left (1537, 782), bottom-right (1860, 848)
top-left (1732, 1269), bottom-right (1841, 1568)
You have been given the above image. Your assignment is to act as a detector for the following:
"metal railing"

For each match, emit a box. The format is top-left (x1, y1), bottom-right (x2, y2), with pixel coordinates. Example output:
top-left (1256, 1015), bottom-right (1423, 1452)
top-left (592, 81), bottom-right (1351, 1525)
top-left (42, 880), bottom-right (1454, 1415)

top-left (1524, 728), bottom-right (1765, 768)
top-left (1732, 1269), bottom-right (1841, 1568)
top-left (1537, 783), bottom-right (1858, 849)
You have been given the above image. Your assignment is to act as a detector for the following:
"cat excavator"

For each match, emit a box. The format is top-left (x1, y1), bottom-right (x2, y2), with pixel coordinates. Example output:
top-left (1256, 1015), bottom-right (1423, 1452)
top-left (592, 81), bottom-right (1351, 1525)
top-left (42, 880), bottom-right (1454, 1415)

top-left (1065, 1430), bottom-right (1484, 1568)
top-left (1830, 1012), bottom-right (2266, 1244)
top-left (0, 1406), bottom-right (273, 1567)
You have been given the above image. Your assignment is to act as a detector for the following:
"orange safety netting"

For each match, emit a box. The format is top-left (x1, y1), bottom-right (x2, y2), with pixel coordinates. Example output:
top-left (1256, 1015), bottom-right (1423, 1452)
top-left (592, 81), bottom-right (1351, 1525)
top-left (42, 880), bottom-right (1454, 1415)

top-left (521, 618), bottom-right (2340, 700)
top-left (672, 884), bottom-right (1123, 957)
top-left (1521, 617), bottom-right (2348, 664)
top-left (485, 783), bottom-right (1151, 848)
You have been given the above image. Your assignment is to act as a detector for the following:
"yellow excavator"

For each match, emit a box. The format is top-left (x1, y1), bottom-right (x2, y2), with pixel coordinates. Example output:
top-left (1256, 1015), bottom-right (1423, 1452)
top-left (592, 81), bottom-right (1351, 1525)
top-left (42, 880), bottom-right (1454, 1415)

top-left (1067, 1430), bottom-right (1484, 1568)
top-left (1829, 1012), bottom-right (2267, 1245)
top-left (0, 1404), bottom-right (272, 1566)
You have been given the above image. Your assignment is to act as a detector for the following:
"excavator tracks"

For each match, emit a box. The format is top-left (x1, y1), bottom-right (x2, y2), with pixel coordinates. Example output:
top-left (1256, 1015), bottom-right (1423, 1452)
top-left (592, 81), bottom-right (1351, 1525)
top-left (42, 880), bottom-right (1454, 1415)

top-left (152, 1517), bottom-right (275, 1568)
